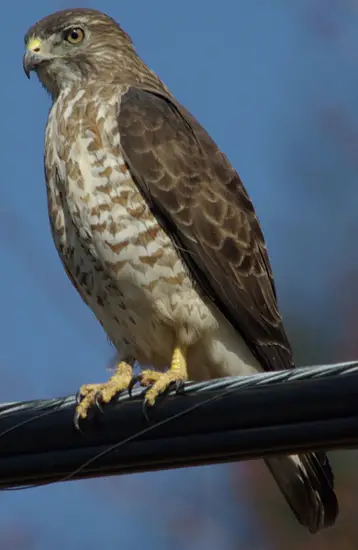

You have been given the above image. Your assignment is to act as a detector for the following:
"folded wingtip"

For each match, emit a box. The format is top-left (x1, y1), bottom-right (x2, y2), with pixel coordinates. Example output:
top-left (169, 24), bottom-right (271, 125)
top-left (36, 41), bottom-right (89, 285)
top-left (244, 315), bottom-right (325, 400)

top-left (264, 452), bottom-right (338, 533)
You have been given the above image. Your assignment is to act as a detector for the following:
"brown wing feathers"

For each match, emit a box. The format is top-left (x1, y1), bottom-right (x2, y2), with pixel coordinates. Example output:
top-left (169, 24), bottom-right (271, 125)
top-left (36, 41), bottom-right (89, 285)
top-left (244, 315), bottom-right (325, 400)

top-left (118, 87), bottom-right (293, 372)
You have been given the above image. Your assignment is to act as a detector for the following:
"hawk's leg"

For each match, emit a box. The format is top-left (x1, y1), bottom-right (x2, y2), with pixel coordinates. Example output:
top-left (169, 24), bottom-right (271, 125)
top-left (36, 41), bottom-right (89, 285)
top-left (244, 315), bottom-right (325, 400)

top-left (74, 360), bottom-right (133, 428)
top-left (139, 343), bottom-right (188, 406)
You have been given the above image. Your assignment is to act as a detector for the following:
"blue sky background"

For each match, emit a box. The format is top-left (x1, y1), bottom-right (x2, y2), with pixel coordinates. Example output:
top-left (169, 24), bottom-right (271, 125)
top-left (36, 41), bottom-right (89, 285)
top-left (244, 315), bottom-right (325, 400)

top-left (0, 1), bottom-right (358, 548)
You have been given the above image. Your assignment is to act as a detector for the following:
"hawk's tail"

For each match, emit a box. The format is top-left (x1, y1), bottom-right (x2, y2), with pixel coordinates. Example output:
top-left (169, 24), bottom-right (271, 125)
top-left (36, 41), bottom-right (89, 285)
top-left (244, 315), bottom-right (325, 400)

top-left (264, 452), bottom-right (338, 533)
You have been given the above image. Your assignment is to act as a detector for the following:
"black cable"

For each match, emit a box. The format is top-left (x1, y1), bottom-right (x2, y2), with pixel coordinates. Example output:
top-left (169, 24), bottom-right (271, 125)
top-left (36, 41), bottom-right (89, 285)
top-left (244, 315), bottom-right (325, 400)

top-left (0, 360), bottom-right (357, 489)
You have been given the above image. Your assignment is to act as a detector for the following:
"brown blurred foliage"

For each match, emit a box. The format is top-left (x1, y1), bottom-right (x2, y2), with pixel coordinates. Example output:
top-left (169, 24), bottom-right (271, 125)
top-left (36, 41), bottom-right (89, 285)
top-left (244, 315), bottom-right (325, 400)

top-left (231, 452), bottom-right (358, 549)
top-left (0, 523), bottom-right (37, 550)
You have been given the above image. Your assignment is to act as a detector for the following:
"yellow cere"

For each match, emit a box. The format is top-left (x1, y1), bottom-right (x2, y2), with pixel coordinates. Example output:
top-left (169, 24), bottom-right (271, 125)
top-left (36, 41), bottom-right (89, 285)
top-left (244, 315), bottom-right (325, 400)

top-left (27, 37), bottom-right (41, 52)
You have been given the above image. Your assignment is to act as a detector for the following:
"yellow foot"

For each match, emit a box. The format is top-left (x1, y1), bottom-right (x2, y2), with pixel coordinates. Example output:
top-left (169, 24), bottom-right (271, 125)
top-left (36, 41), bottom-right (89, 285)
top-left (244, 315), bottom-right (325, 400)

top-left (74, 361), bottom-right (132, 428)
top-left (139, 344), bottom-right (188, 406)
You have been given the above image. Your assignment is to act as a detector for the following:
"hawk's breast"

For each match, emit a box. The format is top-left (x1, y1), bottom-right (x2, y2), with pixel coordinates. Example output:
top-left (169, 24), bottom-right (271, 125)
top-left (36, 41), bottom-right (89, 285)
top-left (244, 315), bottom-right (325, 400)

top-left (43, 85), bottom-right (217, 367)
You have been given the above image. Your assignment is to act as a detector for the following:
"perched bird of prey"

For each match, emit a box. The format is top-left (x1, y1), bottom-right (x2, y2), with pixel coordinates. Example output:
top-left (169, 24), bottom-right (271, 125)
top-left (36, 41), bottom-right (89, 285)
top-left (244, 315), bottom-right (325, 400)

top-left (23, 8), bottom-right (338, 532)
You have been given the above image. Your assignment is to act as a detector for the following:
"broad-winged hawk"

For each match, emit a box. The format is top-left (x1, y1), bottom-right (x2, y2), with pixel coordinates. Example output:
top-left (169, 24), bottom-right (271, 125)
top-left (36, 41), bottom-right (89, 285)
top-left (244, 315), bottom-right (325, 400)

top-left (23, 8), bottom-right (338, 532)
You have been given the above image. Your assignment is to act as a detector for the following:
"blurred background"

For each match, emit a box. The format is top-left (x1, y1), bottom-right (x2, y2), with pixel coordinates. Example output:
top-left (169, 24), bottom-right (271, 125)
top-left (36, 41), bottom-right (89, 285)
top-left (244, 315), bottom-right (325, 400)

top-left (1, 0), bottom-right (358, 548)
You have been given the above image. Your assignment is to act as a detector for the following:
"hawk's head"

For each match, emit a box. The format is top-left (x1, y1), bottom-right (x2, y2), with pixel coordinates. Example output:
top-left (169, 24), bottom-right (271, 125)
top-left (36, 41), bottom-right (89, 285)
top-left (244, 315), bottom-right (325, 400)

top-left (23, 8), bottom-right (136, 97)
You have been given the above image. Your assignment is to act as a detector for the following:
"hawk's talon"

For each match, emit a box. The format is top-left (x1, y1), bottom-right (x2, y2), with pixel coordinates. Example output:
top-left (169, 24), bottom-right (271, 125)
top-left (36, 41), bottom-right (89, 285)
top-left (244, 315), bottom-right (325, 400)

top-left (73, 361), bottom-right (133, 427)
top-left (141, 397), bottom-right (150, 422)
top-left (94, 392), bottom-right (105, 413)
top-left (133, 345), bottom-right (188, 409)
top-left (73, 410), bottom-right (83, 432)
top-left (128, 374), bottom-right (143, 397)
top-left (143, 378), bottom-right (185, 408)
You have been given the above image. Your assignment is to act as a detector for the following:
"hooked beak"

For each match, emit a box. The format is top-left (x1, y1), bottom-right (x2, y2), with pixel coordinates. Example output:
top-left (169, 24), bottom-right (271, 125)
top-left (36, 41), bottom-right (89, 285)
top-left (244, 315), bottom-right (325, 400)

top-left (23, 50), bottom-right (43, 78)
top-left (23, 37), bottom-right (44, 78)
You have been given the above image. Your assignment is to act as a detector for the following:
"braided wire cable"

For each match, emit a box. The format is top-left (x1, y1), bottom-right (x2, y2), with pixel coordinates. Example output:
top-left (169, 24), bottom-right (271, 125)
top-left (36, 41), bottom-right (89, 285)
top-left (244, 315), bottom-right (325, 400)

top-left (0, 359), bottom-right (356, 489)
top-left (1, 359), bottom-right (357, 417)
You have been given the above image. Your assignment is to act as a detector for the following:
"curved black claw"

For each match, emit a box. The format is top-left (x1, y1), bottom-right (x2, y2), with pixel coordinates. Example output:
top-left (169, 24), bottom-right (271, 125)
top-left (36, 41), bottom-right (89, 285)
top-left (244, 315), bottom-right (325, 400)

top-left (162, 379), bottom-right (186, 398)
top-left (75, 390), bottom-right (83, 405)
top-left (128, 374), bottom-right (143, 398)
top-left (141, 390), bottom-right (151, 422)
top-left (94, 392), bottom-right (105, 413)
top-left (141, 380), bottom-right (186, 421)
top-left (73, 410), bottom-right (83, 432)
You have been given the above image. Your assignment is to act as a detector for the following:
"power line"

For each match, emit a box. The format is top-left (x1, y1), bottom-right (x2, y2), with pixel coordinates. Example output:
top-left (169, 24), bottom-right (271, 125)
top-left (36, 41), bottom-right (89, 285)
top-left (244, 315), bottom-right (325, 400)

top-left (0, 360), bottom-right (356, 490)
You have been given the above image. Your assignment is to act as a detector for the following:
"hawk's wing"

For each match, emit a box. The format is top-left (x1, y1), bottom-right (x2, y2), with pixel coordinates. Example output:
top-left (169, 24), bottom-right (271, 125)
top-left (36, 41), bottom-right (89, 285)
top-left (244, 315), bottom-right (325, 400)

top-left (116, 87), bottom-right (339, 532)
top-left (117, 86), bottom-right (293, 372)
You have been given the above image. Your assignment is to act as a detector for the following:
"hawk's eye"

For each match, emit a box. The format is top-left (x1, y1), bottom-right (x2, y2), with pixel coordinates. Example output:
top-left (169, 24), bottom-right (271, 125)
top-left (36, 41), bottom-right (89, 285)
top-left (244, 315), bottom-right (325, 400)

top-left (64, 27), bottom-right (85, 44)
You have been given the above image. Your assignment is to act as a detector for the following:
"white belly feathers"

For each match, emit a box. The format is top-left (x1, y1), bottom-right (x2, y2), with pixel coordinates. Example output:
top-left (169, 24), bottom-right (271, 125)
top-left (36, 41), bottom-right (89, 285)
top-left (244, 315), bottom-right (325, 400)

top-left (44, 86), bottom-right (261, 380)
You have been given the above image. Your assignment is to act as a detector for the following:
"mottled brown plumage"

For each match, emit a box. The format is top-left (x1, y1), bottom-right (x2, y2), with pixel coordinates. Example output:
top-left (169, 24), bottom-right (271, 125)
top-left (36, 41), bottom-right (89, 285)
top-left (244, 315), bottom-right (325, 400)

top-left (23, 8), bottom-right (338, 532)
top-left (118, 87), bottom-right (293, 373)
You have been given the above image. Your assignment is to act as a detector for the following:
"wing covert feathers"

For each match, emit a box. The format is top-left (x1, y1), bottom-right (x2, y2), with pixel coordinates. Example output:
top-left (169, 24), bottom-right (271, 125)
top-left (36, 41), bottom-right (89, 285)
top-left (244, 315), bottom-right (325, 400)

top-left (118, 86), bottom-right (293, 373)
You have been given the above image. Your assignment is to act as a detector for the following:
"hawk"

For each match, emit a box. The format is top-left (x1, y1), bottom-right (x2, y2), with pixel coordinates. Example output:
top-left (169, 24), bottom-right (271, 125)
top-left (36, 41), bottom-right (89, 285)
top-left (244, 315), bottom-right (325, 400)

top-left (23, 8), bottom-right (338, 532)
